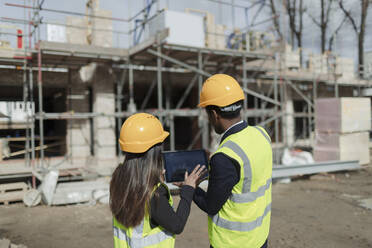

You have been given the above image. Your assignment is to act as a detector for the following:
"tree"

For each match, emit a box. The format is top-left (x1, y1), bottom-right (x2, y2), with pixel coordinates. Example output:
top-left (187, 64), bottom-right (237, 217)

top-left (269, 0), bottom-right (283, 41)
top-left (307, 0), bottom-right (333, 53)
top-left (283, 0), bottom-right (306, 64)
top-left (339, 0), bottom-right (370, 76)
top-left (308, 0), bottom-right (348, 53)
top-left (327, 14), bottom-right (347, 52)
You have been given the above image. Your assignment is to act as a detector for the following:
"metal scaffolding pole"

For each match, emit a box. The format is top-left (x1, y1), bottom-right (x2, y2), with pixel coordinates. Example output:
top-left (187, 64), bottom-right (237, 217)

top-left (242, 87), bottom-right (280, 106)
top-left (5, 2), bottom-right (130, 22)
top-left (274, 53), bottom-right (280, 163)
top-left (157, 45), bottom-right (163, 123)
top-left (286, 80), bottom-right (314, 108)
top-left (176, 74), bottom-right (198, 109)
top-left (170, 114), bottom-right (175, 151)
top-left (23, 66), bottom-right (30, 167)
top-left (140, 78), bottom-right (157, 110)
top-left (176, 56), bottom-right (210, 109)
top-left (242, 54), bottom-right (248, 110)
top-left (313, 79), bottom-right (317, 100)
top-left (198, 51), bottom-right (209, 149)
top-left (307, 92), bottom-right (312, 144)
top-left (29, 67), bottom-right (35, 163)
top-left (37, 41), bottom-right (44, 168)
top-left (335, 74), bottom-right (339, 97)
top-left (280, 79), bottom-right (286, 147)
top-left (128, 64), bottom-right (135, 112)
top-left (116, 67), bottom-right (126, 157)
top-left (147, 49), bottom-right (211, 77)
top-left (254, 97), bottom-right (258, 124)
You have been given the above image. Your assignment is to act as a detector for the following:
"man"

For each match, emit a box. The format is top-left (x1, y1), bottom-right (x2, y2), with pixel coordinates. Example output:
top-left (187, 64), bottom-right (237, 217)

top-left (193, 74), bottom-right (272, 248)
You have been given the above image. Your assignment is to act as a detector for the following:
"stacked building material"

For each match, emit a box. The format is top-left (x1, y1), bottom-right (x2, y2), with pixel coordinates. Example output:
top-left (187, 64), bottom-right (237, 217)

top-left (282, 44), bottom-right (300, 69)
top-left (335, 57), bottom-right (355, 79)
top-left (147, 10), bottom-right (205, 48)
top-left (314, 98), bottom-right (371, 165)
top-left (204, 12), bottom-right (225, 50)
top-left (308, 53), bottom-right (328, 74)
top-left (66, 88), bottom-right (91, 162)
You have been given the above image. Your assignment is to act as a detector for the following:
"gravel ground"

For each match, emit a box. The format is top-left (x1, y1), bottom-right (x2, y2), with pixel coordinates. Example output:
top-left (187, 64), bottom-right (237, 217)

top-left (0, 166), bottom-right (371, 248)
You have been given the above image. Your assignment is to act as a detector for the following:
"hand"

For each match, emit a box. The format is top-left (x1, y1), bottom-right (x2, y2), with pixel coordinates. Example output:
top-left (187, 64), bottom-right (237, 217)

top-left (181, 164), bottom-right (208, 188)
top-left (172, 165), bottom-right (207, 188)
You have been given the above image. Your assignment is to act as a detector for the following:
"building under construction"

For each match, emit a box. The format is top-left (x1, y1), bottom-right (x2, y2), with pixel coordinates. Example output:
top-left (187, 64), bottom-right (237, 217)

top-left (0, 0), bottom-right (371, 189)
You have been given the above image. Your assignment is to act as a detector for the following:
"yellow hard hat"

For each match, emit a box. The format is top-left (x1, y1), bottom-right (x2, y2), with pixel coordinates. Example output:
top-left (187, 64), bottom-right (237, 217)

top-left (198, 74), bottom-right (245, 108)
top-left (119, 113), bottom-right (169, 153)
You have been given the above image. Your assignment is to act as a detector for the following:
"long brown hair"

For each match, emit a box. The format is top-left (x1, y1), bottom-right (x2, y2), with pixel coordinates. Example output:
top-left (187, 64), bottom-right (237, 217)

top-left (110, 144), bottom-right (163, 227)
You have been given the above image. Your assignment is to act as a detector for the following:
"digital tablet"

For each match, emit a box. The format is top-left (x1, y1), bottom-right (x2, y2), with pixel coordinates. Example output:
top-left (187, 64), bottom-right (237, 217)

top-left (162, 149), bottom-right (208, 183)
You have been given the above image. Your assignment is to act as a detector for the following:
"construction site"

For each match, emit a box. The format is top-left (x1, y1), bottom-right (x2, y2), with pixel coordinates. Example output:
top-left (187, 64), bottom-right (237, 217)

top-left (0, 0), bottom-right (371, 247)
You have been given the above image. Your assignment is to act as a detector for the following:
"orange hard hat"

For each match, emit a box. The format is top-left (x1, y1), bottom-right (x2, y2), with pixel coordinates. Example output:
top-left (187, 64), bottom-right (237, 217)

top-left (119, 113), bottom-right (169, 153)
top-left (198, 74), bottom-right (245, 108)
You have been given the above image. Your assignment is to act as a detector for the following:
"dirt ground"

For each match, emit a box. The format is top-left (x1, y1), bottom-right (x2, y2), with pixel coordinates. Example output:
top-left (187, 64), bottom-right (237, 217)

top-left (1, 166), bottom-right (371, 248)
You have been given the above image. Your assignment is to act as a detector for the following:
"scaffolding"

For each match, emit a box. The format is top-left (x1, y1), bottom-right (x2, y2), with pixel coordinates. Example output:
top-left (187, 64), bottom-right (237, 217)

top-left (0, 0), bottom-right (370, 182)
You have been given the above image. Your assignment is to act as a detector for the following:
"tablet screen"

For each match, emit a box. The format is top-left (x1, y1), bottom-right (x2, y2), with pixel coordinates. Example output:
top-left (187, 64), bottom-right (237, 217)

top-left (162, 149), bottom-right (208, 183)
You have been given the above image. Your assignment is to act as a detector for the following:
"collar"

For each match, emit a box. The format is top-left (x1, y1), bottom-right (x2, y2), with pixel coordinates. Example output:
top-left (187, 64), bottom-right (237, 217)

top-left (220, 120), bottom-right (248, 144)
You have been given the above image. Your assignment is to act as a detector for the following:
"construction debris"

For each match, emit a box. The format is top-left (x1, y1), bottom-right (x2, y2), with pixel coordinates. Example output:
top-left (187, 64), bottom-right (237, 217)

top-left (39, 170), bottom-right (59, 205)
top-left (272, 160), bottom-right (361, 179)
top-left (0, 182), bottom-right (29, 205)
top-left (0, 238), bottom-right (27, 248)
top-left (358, 198), bottom-right (372, 211)
top-left (282, 148), bottom-right (314, 166)
top-left (51, 178), bottom-right (109, 205)
top-left (23, 189), bottom-right (42, 207)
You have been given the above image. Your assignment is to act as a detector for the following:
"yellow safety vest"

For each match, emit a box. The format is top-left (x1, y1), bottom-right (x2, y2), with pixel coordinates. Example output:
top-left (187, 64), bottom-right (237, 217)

top-left (113, 183), bottom-right (176, 248)
top-left (208, 126), bottom-right (272, 248)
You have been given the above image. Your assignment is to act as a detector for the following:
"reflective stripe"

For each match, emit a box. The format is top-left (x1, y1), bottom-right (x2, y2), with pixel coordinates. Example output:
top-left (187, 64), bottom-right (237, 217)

top-left (132, 220), bottom-right (143, 238)
top-left (113, 222), bottom-right (173, 248)
top-left (211, 203), bottom-right (271, 232)
top-left (230, 178), bottom-right (272, 203)
top-left (221, 141), bottom-right (252, 193)
top-left (253, 126), bottom-right (271, 144)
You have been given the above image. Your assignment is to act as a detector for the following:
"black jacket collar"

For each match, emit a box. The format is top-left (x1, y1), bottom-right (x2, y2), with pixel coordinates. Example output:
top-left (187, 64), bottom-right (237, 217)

top-left (220, 120), bottom-right (248, 144)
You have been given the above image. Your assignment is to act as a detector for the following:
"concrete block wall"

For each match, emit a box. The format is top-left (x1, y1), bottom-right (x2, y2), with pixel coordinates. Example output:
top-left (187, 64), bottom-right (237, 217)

top-left (66, 88), bottom-right (91, 163)
top-left (92, 70), bottom-right (116, 166)
top-left (314, 97), bottom-right (371, 165)
top-left (66, 16), bottom-right (88, 45)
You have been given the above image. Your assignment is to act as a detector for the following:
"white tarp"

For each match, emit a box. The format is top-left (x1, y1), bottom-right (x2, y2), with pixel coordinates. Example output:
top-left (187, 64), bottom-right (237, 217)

top-left (47, 24), bottom-right (67, 43)
top-left (148, 10), bottom-right (205, 48)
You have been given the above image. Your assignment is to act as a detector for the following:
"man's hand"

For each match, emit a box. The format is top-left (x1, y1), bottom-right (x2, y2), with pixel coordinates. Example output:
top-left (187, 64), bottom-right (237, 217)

top-left (173, 164), bottom-right (207, 188)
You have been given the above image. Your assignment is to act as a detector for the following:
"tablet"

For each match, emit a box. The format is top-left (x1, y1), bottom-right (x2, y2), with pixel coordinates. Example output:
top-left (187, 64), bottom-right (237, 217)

top-left (162, 149), bottom-right (208, 183)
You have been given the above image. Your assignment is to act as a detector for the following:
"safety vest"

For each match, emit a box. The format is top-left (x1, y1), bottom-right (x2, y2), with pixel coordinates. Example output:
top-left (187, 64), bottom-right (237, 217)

top-left (208, 126), bottom-right (272, 248)
top-left (113, 183), bottom-right (176, 248)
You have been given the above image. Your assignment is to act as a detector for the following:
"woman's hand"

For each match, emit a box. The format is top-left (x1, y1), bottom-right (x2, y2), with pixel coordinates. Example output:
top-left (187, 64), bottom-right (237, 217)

top-left (173, 165), bottom-right (207, 188)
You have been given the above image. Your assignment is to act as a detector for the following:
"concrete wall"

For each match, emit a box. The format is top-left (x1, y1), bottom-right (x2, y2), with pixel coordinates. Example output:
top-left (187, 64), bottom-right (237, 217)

top-left (66, 87), bottom-right (91, 164)
top-left (92, 67), bottom-right (117, 167)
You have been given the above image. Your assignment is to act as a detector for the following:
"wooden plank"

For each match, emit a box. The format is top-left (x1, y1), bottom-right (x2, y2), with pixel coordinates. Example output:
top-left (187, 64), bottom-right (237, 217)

top-left (40, 41), bottom-right (128, 58)
top-left (0, 191), bottom-right (25, 204)
top-left (2, 136), bottom-right (64, 142)
top-left (0, 182), bottom-right (28, 192)
top-left (0, 122), bottom-right (33, 130)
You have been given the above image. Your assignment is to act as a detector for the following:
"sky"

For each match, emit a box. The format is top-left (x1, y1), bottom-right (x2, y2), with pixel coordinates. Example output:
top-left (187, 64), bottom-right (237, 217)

top-left (0, 0), bottom-right (371, 67)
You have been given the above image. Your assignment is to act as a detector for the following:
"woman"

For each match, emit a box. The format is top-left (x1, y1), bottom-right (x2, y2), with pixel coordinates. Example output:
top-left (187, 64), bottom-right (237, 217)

top-left (110, 113), bottom-right (206, 248)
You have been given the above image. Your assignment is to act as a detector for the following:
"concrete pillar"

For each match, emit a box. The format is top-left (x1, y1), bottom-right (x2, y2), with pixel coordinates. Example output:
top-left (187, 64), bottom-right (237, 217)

top-left (284, 89), bottom-right (295, 147)
top-left (92, 70), bottom-right (117, 168)
top-left (66, 87), bottom-right (91, 164)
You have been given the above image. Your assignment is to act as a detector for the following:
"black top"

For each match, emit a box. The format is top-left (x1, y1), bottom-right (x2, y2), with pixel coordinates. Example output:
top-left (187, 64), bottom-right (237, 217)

top-left (149, 184), bottom-right (194, 234)
top-left (193, 121), bottom-right (248, 215)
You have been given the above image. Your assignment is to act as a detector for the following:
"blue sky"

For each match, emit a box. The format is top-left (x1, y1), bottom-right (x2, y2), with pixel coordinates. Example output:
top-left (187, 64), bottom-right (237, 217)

top-left (0, 0), bottom-right (371, 64)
